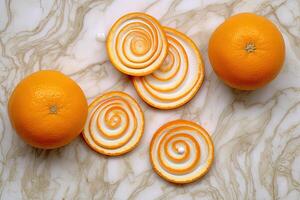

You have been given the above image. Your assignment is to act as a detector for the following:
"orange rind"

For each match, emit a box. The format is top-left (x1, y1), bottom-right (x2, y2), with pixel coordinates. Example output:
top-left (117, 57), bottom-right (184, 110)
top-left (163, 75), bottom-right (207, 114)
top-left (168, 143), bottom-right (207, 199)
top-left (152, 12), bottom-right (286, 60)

top-left (82, 91), bottom-right (144, 156)
top-left (150, 120), bottom-right (214, 184)
top-left (107, 12), bottom-right (168, 76)
top-left (133, 27), bottom-right (205, 109)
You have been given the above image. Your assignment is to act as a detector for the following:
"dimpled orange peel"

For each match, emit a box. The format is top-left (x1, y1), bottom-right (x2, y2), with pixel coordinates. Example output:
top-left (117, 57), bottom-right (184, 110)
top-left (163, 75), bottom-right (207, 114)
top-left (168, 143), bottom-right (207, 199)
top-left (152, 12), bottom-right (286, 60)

top-left (150, 120), bottom-right (214, 184)
top-left (82, 91), bottom-right (144, 156)
top-left (107, 12), bottom-right (168, 76)
top-left (8, 70), bottom-right (88, 149)
top-left (133, 27), bottom-right (204, 109)
top-left (208, 13), bottom-right (285, 90)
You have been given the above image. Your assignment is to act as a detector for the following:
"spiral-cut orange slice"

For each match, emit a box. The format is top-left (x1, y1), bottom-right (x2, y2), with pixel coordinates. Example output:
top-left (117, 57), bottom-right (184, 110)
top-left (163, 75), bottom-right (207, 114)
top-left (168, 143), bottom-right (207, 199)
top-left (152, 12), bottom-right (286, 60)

top-left (107, 12), bottom-right (168, 76)
top-left (132, 27), bottom-right (205, 109)
top-left (150, 120), bottom-right (214, 184)
top-left (83, 91), bottom-right (144, 156)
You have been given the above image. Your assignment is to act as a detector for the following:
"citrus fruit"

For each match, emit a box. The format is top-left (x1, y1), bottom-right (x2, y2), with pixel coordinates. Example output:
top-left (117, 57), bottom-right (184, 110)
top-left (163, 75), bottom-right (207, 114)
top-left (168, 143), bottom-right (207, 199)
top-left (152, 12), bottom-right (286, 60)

top-left (133, 27), bottom-right (204, 109)
top-left (107, 12), bottom-right (168, 76)
top-left (82, 91), bottom-right (144, 156)
top-left (150, 120), bottom-right (214, 184)
top-left (8, 70), bottom-right (88, 149)
top-left (208, 13), bottom-right (285, 90)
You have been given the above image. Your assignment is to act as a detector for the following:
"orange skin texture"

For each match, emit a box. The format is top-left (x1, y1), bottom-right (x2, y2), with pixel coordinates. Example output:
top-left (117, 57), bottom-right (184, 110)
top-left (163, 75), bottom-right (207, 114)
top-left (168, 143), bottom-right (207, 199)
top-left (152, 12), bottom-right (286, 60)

top-left (208, 13), bottom-right (285, 90)
top-left (8, 70), bottom-right (88, 149)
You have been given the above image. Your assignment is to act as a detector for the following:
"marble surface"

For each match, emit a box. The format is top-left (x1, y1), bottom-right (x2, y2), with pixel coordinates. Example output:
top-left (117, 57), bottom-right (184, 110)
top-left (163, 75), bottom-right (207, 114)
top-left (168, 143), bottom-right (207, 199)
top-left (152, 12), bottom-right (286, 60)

top-left (0, 0), bottom-right (300, 199)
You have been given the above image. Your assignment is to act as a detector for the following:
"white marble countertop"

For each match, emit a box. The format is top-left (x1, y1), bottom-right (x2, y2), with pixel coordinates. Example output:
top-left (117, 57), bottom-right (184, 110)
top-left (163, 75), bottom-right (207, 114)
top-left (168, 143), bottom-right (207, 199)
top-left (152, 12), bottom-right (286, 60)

top-left (1, 0), bottom-right (300, 199)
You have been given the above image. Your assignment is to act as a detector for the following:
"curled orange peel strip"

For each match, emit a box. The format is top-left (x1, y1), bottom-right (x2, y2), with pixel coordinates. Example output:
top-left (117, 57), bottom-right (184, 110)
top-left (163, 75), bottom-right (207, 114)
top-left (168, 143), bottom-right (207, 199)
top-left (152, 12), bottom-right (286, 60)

top-left (107, 12), bottom-right (168, 76)
top-left (150, 120), bottom-right (214, 184)
top-left (82, 91), bottom-right (144, 156)
top-left (132, 27), bottom-right (205, 109)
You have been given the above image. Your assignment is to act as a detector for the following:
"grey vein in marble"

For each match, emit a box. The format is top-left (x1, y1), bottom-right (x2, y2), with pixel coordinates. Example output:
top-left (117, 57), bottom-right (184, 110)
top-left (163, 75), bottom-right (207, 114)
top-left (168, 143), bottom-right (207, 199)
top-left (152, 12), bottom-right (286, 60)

top-left (0, 0), bottom-right (300, 199)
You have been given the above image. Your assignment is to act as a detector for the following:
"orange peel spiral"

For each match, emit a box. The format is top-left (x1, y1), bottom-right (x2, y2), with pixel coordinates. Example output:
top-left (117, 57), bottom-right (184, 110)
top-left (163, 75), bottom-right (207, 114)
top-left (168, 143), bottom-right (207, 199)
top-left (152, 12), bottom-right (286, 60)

top-left (132, 27), bottom-right (205, 109)
top-left (107, 12), bottom-right (168, 76)
top-left (150, 120), bottom-right (214, 184)
top-left (83, 91), bottom-right (144, 156)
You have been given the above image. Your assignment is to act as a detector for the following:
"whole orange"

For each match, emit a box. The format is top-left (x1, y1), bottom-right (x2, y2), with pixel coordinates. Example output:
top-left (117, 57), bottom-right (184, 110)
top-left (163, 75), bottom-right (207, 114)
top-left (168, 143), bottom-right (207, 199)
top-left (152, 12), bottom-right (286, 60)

top-left (208, 13), bottom-right (285, 90)
top-left (8, 70), bottom-right (88, 149)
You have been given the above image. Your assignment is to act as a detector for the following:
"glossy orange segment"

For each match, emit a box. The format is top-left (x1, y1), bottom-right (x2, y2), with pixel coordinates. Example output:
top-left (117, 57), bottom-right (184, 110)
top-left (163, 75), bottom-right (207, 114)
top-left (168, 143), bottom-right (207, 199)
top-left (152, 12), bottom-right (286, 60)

top-left (208, 13), bottom-right (285, 90)
top-left (82, 91), bottom-right (144, 156)
top-left (133, 27), bottom-right (205, 109)
top-left (107, 12), bottom-right (168, 76)
top-left (150, 120), bottom-right (214, 184)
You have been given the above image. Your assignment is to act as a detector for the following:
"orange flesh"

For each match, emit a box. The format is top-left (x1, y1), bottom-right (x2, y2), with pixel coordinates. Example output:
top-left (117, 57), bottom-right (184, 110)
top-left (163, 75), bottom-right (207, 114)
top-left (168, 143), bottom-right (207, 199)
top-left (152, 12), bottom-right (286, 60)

top-left (132, 27), bottom-right (204, 109)
top-left (150, 120), bottom-right (214, 184)
top-left (82, 91), bottom-right (144, 156)
top-left (107, 12), bottom-right (168, 76)
top-left (88, 97), bottom-right (137, 149)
